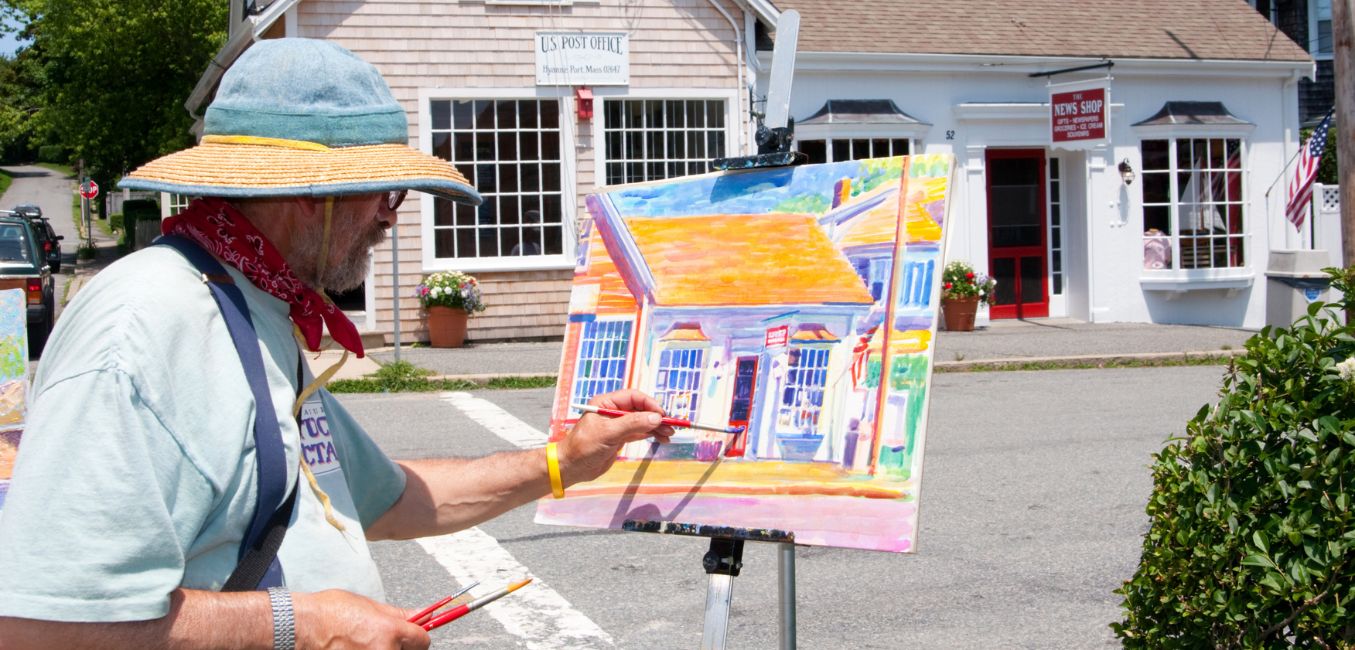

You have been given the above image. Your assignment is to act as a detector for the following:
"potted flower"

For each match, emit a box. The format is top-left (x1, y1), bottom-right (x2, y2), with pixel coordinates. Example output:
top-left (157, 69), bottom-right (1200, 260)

top-left (417, 271), bottom-right (486, 348)
top-left (940, 261), bottom-right (996, 332)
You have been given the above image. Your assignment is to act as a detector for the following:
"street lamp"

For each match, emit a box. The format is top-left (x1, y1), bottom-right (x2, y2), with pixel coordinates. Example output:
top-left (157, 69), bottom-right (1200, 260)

top-left (1118, 158), bottom-right (1136, 185)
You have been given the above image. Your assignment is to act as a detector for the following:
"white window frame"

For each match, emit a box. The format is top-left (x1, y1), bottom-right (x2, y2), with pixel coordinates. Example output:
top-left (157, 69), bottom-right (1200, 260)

top-left (776, 343), bottom-right (832, 434)
top-left (1047, 154), bottom-right (1066, 300)
top-left (419, 87), bottom-right (579, 273)
top-left (795, 118), bottom-right (930, 163)
top-left (1310, 0), bottom-right (1334, 59)
top-left (654, 343), bottom-right (709, 422)
top-left (794, 132), bottom-right (918, 164)
top-left (569, 318), bottom-right (633, 414)
top-left (1133, 123), bottom-right (1257, 291)
top-left (590, 88), bottom-right (740, 189)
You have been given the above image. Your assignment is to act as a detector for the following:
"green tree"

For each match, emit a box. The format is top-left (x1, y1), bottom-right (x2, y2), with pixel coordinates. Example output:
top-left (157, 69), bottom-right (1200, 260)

top-left (0, 0), bottom-right (227, 206)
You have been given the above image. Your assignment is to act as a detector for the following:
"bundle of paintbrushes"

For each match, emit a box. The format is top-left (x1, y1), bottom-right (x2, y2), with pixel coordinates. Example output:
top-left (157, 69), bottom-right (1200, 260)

top-left (407, 577), bottom-right (533, 631)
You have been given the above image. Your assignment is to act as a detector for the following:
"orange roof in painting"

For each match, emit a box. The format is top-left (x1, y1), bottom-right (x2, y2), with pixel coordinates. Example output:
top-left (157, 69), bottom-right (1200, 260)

top-left (577, 228), bottom-right (637, 315)
top-left (622, 214), bottom-right (874, 307)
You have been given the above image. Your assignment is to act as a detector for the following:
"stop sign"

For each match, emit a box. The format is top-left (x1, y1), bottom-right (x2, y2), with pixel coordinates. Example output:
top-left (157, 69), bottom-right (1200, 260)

top-left (79, 180), bottom-right (99, 199)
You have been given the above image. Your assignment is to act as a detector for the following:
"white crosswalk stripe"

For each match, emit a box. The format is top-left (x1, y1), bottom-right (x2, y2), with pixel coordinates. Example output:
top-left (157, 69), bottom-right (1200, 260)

top-left (442, 391), bottom-right (549, 448)
top-left (430, 391), bottom-right (614, 648)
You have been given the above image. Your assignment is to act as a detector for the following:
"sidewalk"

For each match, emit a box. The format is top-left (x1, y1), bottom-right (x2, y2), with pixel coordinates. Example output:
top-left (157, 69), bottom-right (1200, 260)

top-left (359, 318), bottom-right (1257, 383)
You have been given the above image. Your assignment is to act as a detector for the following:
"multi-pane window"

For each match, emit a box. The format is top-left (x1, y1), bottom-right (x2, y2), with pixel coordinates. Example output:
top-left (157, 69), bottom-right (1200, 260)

top-left (168, 194), bottom-right (192, 216)
top-left (571, 320), bottom-right (632, 411)
top-left (1048, 157), bottom-right (1064, 294)
top-left (778, 346), bottom-right (829, 432)
top-left (1141, 138), bottom-right (1245, 270)
top-left (603, 99), bottom-right (726, 185)
top-left (429, 99), bottom-right (565, 259)
top-left (1312, 0), bottom-right (1333, 55)
top-left (655, 347), bottom-right (705, 421)
top-left (798, 138), bottom-right (910, 164)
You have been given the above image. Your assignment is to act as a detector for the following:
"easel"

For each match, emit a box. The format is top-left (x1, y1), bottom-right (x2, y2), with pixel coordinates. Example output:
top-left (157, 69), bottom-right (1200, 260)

top-left (616, 11), bottom-right (809, 648)
top-left (623, 521), bottom-right (797, 649)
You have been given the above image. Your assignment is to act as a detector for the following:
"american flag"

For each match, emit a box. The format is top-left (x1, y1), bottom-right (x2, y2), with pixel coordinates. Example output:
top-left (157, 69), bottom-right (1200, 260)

top-left (1285, 109), bottom-right (1333, 230)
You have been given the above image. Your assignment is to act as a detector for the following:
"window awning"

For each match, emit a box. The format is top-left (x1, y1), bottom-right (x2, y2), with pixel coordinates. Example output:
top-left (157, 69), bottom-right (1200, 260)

top-left (790, 324), bottom-right (840, 343)
top-left (1132, 101), bottom-right (1252, 127)
top-left (799, 99), bottom-right (929, 126)
top-left (661, 323), bottom-right (710, 343)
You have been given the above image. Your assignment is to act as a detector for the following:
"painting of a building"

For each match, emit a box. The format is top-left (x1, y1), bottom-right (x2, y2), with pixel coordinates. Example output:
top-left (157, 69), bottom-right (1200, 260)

top-left (538, 155), bottom-right (954, 552)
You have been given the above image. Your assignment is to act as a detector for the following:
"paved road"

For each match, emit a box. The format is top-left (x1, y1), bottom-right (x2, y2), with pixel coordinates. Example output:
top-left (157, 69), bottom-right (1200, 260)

top-left (0, 164), bottom-right (79, 319)
top-left (340, 365), bottom-right (1228, 649)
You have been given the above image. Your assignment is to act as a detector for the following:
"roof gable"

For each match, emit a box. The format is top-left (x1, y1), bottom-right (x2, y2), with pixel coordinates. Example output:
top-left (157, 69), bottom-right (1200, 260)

top-left (774, 0), bottom-right (1310, 62)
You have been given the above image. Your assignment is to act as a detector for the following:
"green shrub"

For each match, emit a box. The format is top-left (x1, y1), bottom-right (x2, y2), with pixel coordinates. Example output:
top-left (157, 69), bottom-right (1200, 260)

top-left (1113, 268), bottom-right (1355, 647)
top-left (118, 198), bottom-right (159, 249)
top-left (36, 145), bottom-right (65, 164)
top-left (108, 212), bottom-right (123, 232)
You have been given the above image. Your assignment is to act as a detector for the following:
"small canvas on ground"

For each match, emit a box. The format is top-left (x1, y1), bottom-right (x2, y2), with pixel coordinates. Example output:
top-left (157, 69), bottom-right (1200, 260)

top-left (536, 155), bottom-right (955, 552)
top-left (0, 288), bottom-right (28, 514)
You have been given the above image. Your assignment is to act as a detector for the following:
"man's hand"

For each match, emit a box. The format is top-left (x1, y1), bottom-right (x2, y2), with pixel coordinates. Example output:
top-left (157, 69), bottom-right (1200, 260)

top-left (559, 390), bottom-right (674, 485)
top-left (293, 590), bottom-right (430, 650)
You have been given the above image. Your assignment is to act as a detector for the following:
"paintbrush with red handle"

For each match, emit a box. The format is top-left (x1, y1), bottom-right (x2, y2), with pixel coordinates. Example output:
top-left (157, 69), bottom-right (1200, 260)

top-left (407, 580), bottom-right (480, 625)
top-left (571, 403), bottom-right (744, 434)
top-left (422, 578), bottom-right (534, 632)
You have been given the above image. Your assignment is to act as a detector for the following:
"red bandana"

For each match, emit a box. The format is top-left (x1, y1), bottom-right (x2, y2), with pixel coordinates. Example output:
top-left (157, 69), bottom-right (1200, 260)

top-left (162, 198), bottom-right (365, 358)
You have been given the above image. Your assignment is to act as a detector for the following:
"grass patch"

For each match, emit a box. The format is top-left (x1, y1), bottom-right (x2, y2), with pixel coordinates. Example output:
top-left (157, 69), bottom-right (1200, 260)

top-left (326, 360), bottom-right (558, 393)
top-left (0, 168), bottom-right (12, 198)
top-left (935, 353), bottom-right (1237, 373)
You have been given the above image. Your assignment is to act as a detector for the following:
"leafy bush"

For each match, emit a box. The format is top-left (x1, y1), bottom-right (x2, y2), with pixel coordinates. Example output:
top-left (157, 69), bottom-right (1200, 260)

top-left (1113, 267), bottom-right (1355, 647)
top-left (118, 199), bottom-right (159, 250)
top-left (36, 145), bottom-right (65, 164)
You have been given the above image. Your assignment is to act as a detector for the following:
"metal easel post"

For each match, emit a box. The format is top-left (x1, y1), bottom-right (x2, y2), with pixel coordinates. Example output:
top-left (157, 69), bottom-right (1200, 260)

top-left (778, 543), bottom-right (796, 649)
top-left (700, 537), bottom-right (743, 650)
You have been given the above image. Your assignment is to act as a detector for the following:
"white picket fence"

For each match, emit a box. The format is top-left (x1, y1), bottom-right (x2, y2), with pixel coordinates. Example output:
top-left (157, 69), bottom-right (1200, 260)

top-left (1311, 184), bottom-right (1343, 271)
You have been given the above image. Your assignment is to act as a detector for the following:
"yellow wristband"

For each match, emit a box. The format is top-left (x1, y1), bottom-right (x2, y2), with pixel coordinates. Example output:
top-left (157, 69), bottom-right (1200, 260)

top-left (546, 441), bottom-right (565, 499)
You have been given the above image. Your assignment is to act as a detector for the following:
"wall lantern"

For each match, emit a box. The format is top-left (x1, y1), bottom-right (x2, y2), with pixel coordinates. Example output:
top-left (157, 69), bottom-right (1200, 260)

top-left (575, 87), bottom-right (594, 121)
top-left (1118, 158), bottom-right (1136, 185)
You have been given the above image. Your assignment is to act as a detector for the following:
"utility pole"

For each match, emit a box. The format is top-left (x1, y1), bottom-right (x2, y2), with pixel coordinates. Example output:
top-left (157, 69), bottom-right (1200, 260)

top-left (1337, 0), bottom-right (1355, 270)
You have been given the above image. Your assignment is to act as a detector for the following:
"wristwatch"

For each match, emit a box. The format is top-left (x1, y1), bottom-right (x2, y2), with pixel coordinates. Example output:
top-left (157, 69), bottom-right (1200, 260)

top-left (266, 586), bottom-right (296, 650)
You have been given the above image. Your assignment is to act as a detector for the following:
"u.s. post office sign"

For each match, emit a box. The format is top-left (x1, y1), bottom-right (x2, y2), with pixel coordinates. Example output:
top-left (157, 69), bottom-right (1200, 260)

top-left (536, 32), bottom-right (629, 86)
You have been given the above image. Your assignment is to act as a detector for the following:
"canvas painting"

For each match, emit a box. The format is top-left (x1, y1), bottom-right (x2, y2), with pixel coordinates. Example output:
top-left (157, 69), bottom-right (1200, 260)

top-left (0, 288), bottom-right (28, 513)
top-left (535, 155), bottom-right (955, 552)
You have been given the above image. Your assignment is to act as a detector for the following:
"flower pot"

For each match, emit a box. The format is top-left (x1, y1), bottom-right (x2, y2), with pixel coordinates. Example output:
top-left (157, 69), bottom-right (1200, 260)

top-left (941, 296), bottom-right (979, 332)
top-left (426, 306), bottom-right (469, 348)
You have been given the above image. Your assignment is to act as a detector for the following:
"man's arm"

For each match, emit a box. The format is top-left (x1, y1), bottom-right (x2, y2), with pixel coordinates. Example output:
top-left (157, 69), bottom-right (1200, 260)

top-left (0, 588), bottom-right (429, 650)
top-left (366, 390), bottom-right (670, 541)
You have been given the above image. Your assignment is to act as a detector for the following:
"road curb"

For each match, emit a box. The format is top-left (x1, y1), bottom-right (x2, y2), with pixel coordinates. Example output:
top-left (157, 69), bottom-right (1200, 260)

top-left (393, 350), bottom-right (1246, 386)
top-left (933, 348), bottom-right (1245, 372)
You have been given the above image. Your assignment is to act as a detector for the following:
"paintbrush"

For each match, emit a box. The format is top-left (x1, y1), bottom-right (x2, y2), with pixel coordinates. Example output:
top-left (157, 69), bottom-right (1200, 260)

top-left (571, 403), bottom-right (745, 435)
top-left (421, 577), bottom-right (534, 632)
top-left (407, 580), bottom-right (481, 625)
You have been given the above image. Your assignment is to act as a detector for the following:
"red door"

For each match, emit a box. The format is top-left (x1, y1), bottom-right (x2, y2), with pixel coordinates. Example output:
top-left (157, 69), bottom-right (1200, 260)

top-left (986, 149), bottom-right (1049, 319)
top-left (725, 356), bottom-right (759, 457)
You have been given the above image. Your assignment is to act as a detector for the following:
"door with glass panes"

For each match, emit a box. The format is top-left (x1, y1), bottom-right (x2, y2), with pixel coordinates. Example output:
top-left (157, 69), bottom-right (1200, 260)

top-left (985, 149), bottom-right (1049, 319)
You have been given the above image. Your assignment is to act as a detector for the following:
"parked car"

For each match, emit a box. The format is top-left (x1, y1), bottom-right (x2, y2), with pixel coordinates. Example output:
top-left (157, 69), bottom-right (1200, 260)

top-left (12, 204), bottom-right (41, 220)
top-left (0, 216), bottom-right (55, 356)
top-left (31, 219), bottom-right (61, 273)
top-left (6, 206), bottom-right (62, 273)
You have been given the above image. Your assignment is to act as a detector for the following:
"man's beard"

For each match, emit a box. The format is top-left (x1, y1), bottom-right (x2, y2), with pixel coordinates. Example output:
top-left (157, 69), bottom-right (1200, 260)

top-left (288, 218), bottom-right (387, 293)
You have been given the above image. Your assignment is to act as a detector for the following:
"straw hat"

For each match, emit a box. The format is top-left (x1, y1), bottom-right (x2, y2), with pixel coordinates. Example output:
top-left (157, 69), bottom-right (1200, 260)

top-left (120, 38), bottom-right (480, 205)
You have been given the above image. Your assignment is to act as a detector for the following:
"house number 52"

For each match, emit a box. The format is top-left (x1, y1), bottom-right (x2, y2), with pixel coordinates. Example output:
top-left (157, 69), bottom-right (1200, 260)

top-left (945, 130), bottom-right (956, 140)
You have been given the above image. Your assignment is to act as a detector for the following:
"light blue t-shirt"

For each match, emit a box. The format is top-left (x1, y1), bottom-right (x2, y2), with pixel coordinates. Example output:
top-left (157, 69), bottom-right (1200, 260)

top-left (0, 245), bottom-right (407, 622)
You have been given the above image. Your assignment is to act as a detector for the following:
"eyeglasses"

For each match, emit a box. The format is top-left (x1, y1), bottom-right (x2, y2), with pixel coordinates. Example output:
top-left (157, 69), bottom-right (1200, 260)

top-left (386, 189), bottom-right (408, 211)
